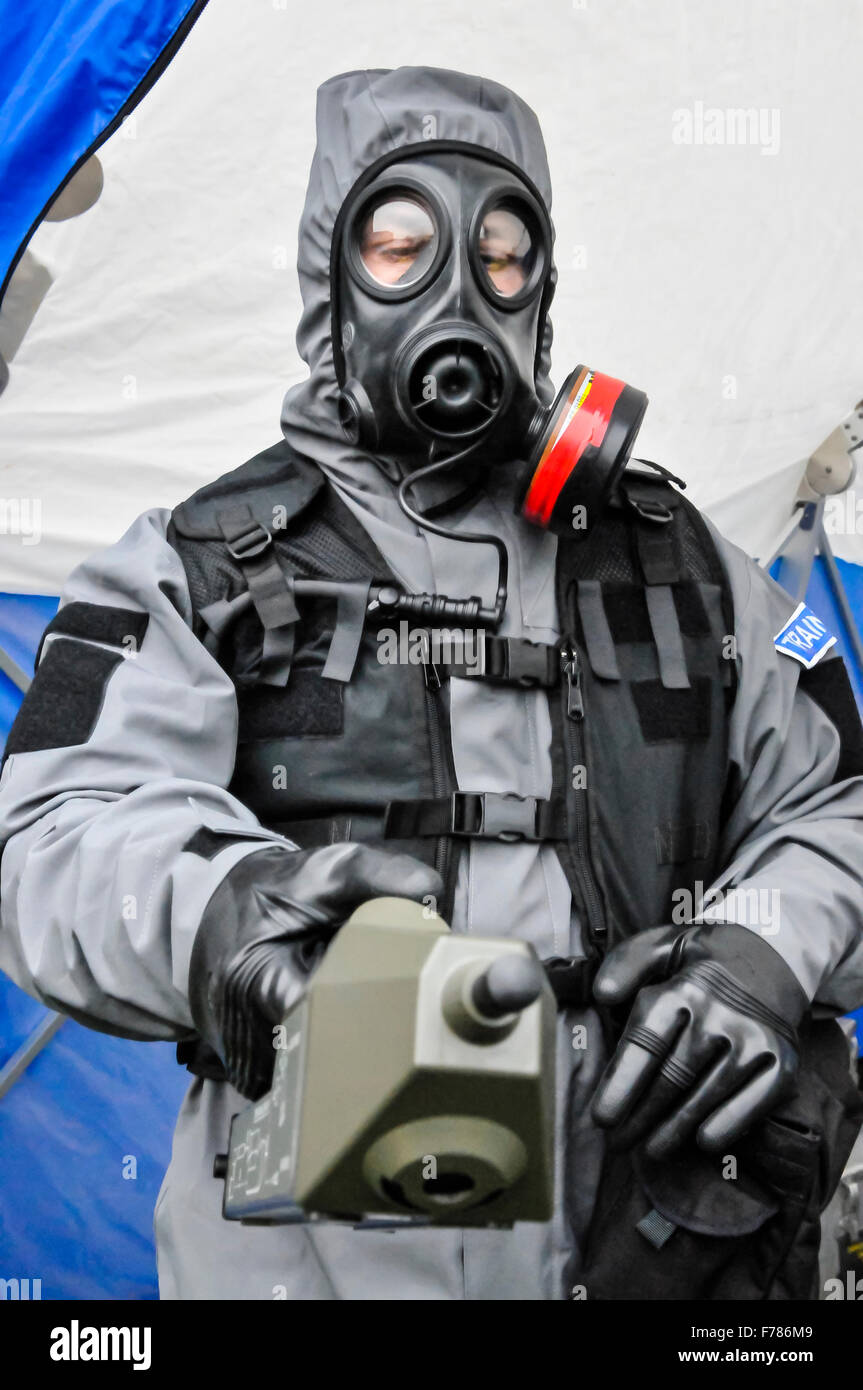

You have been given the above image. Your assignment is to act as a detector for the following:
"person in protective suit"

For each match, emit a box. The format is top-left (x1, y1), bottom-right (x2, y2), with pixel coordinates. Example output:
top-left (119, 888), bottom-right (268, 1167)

top-left (1, 67), bottom-right (863, 1302)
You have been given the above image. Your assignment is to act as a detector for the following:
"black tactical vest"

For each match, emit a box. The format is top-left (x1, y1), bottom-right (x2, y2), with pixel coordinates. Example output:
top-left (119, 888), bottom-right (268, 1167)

top-left (167, 439), bottom-right (737, 957)
top-left (168, 441), bottom-right (863, 1300)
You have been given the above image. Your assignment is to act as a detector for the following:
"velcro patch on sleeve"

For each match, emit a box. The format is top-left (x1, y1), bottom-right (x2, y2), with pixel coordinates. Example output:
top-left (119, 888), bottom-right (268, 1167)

top-left (799, 657), bottom-right (863, 783)
top-left (773, 602), bottom-right (836, 669)
top-left (3, 638), bottom-right (123, 755)
top-left (36, 601), bottom-right (149, 664)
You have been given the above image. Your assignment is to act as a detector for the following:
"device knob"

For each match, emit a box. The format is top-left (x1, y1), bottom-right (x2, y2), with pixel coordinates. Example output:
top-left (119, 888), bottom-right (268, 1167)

top-left (471, 954), bottom-right (545, 1020)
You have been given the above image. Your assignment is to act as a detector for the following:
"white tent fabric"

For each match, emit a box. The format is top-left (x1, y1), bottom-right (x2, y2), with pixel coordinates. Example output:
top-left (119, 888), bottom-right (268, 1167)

top-left (1, 0), bottom-right (862, 595)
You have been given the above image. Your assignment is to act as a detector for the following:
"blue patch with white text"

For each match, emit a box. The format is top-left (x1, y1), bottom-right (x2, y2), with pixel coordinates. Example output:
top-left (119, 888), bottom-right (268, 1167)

top-left (773, 602), bottom-right (837, 669)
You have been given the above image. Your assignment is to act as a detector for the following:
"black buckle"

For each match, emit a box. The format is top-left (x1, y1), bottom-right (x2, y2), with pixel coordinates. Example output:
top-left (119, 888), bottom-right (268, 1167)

top-left (463, 636), bottom-right (558, 689)
top-left (450, 791), bottom-right (540, 842)
top-left (225, 522), bottom-right (273, 562)
top-left (620, 476), bottom-right (675, 526)
top-left (542, 955), bottom-right (597, 1009)
top-left (630, 497), bottom-right (673, 525)
top-left (503, 639), bottom-right (559, 688)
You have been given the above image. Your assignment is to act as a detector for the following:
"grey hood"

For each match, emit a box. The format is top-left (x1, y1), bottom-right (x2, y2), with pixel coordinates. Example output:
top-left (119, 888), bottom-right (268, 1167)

top-left (279, 66), bottom-right (557, 583)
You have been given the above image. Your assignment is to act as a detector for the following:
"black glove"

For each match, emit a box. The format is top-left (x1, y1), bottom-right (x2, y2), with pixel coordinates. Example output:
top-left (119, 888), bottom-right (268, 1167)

top-left (591, 922), bottom-right (808, 1158)
top-left (189, 843), bottom-right (443, 1100)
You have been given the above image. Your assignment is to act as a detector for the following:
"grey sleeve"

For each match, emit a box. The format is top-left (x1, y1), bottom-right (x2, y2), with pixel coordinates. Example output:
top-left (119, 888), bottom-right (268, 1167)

top-left (0, 509), bottom-right (295, 1040)
top-left (702, 522), bottom-right (863, 1014)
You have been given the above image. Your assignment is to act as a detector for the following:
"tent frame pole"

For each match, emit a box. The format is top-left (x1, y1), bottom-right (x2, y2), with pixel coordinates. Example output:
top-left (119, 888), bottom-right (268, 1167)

top-left (818, 522), bottom-right (863, 671)
top-left (0, 641), bottom-right (31, 693)
top-left (760, 507), bottom-right (806, 573)
top-left (0, 1012), bottom-right (64, 1100)
top-left (762, 496), bottom-right (863, 668)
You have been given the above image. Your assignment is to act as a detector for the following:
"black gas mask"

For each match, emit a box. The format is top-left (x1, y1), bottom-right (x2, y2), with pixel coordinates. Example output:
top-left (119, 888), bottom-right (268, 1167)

top-left (331, 145), bottom-right (652, 628)
top-left (334, 150), bottom-right (552, 469)
top-left (333, 146), bottom-right (649, 545)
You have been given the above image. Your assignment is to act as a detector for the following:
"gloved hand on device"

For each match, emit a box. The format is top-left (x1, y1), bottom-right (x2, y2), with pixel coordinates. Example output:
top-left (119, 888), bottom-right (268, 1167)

top-left (591, 922), bottom-right (809, 1159)
top-left (189, 842), bottom-right (443, 1100)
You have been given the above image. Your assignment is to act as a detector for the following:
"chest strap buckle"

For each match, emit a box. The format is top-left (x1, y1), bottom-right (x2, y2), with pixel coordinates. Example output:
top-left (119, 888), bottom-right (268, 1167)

top-left (452, 635), bottom-right (559, 688)
top-left (451, 791), bottom-right (543, 842)
top-left (488, 636), bottom-right (559, 688)
top-left (383, 791), bottom-right (562, 843)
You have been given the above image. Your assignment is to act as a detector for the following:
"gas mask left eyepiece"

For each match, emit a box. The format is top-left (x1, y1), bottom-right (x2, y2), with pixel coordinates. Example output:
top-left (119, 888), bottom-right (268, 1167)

top-left (333, 151), bottom-right (554, 465)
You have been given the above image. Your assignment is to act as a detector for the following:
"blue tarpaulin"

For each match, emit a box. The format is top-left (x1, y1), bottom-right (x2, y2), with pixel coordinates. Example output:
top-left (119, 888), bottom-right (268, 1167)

top-left (0, 592), bottom-right (188, 1299)
top-left (1, 3), bottom-right (211, 1295)
top-left (0, 0), bottom-right (207, 300)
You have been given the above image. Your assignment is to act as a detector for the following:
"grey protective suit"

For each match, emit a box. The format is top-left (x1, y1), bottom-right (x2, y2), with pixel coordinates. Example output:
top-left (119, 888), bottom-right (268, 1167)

top-left (1, 68), bottom-right (862, 1301)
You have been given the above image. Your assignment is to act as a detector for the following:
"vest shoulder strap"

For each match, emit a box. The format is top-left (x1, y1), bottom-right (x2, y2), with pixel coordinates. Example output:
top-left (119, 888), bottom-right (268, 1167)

top-left (171, 439), bottom-right (327, 541)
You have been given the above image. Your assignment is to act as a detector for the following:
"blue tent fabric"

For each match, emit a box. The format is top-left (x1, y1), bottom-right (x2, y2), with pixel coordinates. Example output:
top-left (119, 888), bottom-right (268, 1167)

top-left (0, 0), bottom-right (209, 302)
top-left (0, 591), bottom-right (188, 1299)
top-left (0, 993), bottom-right (187, 1300)
top-left (0, 553), bottom-right (862, 1296)
top-left (791, 553), bottom-right (863, 711)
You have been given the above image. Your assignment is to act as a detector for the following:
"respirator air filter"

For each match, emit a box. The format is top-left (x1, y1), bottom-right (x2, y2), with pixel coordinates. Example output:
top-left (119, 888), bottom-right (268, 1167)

top-left (516, 366), bottom-right (648, 538)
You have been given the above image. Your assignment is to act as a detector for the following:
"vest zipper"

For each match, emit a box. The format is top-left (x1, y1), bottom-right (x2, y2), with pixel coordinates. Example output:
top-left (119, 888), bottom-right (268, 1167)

top-left (421, 651), bottom-right (453, 886)
top-left (420, 643), bottom-right (442, 692)
top-left (559, 636), bottom-right (606, 945)
top-left (560, 642), bottom-right (584, 719)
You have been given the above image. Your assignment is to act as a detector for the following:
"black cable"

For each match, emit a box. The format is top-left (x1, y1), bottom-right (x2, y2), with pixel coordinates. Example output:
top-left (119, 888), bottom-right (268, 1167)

top-left (396, 445), bottom-right (509, 626)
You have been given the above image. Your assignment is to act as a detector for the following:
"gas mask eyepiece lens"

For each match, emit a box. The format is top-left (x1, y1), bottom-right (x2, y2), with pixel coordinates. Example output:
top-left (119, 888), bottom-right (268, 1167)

top-left (355, 194), bottom-right (439, 289)
top-left (469, 190), bottom-right (548, 309)
top-left (477, 205), bottom-right (536, 297)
